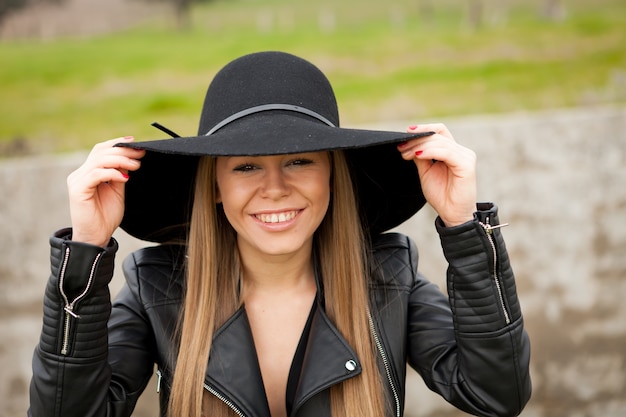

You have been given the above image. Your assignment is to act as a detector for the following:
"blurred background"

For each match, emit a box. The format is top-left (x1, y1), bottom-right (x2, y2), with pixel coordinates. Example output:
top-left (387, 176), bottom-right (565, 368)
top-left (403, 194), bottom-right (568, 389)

top-left (0, 0), bottom-right (624, 416)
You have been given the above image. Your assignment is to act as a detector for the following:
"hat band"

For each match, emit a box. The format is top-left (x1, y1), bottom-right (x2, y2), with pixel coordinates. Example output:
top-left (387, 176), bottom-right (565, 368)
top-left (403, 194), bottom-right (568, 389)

top-left (205, 103), bottom-right (336, 136)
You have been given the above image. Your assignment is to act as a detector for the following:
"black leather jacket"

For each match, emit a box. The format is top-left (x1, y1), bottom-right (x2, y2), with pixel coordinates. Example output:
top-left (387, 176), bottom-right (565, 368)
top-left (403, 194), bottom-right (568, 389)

top-left (29, 204), bottom-right (531, 417)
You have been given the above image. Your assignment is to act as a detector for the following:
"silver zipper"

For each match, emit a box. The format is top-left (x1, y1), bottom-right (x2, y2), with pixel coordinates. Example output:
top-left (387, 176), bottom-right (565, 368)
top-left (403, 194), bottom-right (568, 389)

top-left (58, 246), bottom-right (103, 355)
top-left (368, 311), bottom-right (400, 417)
top-left (156, 369), bottom-right (162, 393)
top-left (204, 383), bottom-right (246, 417)
top-left (479, 219), bottom-right (511, 325)
top-left (157, 371), bottom-right (244, 416)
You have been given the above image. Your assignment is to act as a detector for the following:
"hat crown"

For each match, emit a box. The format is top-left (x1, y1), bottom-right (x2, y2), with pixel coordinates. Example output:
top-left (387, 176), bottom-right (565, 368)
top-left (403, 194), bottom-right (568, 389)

top-left (198, 51), bottom-right (340, 135)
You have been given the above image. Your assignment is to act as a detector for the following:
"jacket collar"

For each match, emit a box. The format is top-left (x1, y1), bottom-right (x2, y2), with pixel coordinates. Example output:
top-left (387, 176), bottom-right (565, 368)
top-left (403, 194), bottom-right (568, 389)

top-left (205, 300), bottom-right (361, 417)
top-left (291, 301), bottom-right (362, 415)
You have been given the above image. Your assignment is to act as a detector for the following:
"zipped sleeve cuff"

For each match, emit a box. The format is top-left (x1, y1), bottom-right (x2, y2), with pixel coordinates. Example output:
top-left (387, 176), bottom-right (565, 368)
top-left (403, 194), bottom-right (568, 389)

top-left (39, 228), bottom-right (118, 357)
top-left (51, 228), bottom-right (118, 297)
top-left (434, 203), bottom-right (523, 332)
top-left (434, 202), bottom-right (499, 234)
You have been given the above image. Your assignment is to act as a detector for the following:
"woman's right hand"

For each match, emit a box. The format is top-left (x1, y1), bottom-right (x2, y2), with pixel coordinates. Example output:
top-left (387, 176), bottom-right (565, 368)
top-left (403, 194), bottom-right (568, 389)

top-left (67, 136), bottom-right (146, 247)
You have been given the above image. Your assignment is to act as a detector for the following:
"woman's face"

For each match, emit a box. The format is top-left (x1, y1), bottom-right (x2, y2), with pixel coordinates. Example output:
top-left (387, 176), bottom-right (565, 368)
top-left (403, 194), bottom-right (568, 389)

top-left (215, 152), bottom-right (331, 260)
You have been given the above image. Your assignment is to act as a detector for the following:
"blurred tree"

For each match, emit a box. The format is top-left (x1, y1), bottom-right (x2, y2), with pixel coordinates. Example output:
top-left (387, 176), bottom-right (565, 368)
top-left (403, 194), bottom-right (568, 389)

top-left (172, 0), bottom-right (192, 29)
top-left (0, 0), bottom-right (26, 27)
top-left (541, 0), bottom-right (565, 21)
top-left (149, 0), bottom-right (216, 30)
top-left (0, 0), bottom-right (65, 28)
top-left (416, 0), bottom-right (433, 23)
top-left (466, 1), bottom-right (513, 30)
top-left (467, 0), bottom-right (483, 29)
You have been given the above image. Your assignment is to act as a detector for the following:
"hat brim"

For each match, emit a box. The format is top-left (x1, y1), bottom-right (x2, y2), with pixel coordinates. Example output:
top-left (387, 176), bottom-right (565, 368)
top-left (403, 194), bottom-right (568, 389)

top-left (119, 113), bottom-right (431, 242)
top-left (122, 112), bottom-right (430, 156)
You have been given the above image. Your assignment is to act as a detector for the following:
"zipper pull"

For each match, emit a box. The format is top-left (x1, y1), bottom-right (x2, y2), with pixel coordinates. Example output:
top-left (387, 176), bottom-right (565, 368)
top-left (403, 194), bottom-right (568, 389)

top-left (156, 369), bottom-right (162, 393)
top-left (480, 218), bottom-right (509, 234)
top-left (64, 304), bottom-right (80, 319)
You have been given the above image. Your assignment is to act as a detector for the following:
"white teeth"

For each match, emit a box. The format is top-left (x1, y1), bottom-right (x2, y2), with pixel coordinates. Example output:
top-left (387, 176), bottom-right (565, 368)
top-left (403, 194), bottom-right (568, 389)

top-left (257, 211), bottom-right (297, 223)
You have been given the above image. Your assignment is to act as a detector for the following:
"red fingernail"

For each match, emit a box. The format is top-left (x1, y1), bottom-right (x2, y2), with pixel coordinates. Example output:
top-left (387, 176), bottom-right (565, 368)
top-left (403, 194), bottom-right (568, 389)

top-left (124, 136), bottom-right (134, 140)
top-left (122, 173), bottom-right (129, 179)
top-left (415, 150), bottom-right (423, 156)
top-left (408, 125), bottom-right (418, 130)
top-left (397, 141), bottom-right (408, 148)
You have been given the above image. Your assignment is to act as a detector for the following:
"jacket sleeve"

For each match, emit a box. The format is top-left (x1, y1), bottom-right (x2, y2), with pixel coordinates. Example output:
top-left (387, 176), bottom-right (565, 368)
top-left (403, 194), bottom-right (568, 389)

top-left (407, 203), bottom-right (532, 417)
top-left (28, 228), bottom-right (155, 417)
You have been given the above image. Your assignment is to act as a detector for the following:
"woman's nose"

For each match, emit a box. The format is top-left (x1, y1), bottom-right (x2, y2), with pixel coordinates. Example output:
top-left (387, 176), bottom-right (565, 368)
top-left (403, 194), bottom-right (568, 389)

top-left (260, 167), bottom-right (290, 198)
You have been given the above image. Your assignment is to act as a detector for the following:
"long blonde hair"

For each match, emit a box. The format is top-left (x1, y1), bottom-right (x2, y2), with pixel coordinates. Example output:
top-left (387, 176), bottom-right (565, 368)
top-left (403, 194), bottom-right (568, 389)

top-left (168, 151), bottom-right (386, 417)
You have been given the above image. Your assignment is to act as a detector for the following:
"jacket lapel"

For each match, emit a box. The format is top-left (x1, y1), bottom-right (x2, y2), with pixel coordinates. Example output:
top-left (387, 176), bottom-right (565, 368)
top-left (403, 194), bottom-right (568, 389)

top-left (291, 301), bottom-right (361, 415)
top-left (205, 307), bottom-right (271, 417)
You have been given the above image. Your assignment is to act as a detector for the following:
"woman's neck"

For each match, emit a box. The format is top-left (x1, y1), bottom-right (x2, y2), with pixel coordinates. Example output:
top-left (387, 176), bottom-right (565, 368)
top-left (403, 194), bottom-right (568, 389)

top-left (240, 253), bottom-right (315, 298)
top-left (238, 239), bottom-right (316, 296)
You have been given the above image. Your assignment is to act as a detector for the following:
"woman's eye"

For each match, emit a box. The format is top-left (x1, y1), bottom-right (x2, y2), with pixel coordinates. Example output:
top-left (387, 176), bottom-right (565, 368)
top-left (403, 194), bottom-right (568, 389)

top-left (288, 158), bottom-right (313, 167)
top-left (233, 163), bottom-right (257, 172)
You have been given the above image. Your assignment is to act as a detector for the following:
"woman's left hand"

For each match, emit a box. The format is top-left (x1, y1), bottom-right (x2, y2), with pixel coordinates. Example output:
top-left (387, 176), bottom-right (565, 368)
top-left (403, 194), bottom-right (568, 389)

top-left (397, 124), bottom-right (477, 227)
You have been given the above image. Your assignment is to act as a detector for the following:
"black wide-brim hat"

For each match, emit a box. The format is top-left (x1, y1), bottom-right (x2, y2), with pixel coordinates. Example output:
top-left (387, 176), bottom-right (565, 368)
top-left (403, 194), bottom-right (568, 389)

top-left (118, 51), bottom-right (430, 243)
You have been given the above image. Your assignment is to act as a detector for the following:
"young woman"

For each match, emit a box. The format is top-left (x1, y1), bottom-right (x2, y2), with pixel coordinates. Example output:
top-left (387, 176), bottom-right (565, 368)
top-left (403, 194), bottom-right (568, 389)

top-left (29, 51), bottom-right (531, 417)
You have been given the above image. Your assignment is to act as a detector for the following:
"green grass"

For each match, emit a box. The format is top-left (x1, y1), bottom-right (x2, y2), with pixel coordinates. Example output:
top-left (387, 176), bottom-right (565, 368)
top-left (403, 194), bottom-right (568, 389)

top-left (0, 0), bottom-right (625, 154)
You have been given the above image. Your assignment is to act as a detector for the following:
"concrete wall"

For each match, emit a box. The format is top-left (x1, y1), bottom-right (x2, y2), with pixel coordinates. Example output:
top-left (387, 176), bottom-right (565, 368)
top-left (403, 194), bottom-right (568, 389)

top-left (1, 106), bottom-right (624, 417)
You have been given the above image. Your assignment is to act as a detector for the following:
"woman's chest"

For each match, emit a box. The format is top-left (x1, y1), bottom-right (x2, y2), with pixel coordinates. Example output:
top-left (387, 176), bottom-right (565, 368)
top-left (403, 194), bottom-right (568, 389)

top-left (245, 295), bottom-right (316, 417)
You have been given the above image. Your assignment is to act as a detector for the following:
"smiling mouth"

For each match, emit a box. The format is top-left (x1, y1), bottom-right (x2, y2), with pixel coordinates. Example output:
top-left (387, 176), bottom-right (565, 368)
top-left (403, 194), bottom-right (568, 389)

top-left (254, 210), bottom-right (300, 224)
